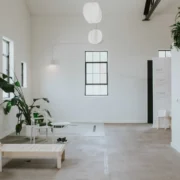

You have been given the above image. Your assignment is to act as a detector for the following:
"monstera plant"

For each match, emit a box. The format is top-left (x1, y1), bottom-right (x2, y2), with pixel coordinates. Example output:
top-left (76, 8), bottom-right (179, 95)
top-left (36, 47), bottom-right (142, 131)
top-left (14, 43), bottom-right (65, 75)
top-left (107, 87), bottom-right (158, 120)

top-left (0, 73), bottom-right (51, 134)
top-left (171, 7), bottom-right (180, 50)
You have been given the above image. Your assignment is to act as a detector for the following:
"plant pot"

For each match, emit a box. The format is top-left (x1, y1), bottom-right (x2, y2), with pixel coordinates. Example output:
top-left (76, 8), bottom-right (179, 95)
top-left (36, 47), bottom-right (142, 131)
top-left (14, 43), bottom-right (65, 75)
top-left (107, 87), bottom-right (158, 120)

top-left (25, 125), bottom-right (40, 138)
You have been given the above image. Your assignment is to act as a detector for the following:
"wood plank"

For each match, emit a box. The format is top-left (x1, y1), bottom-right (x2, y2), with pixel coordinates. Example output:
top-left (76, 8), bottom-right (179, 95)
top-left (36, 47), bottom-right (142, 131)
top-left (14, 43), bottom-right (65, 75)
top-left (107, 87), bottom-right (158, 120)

top-left (1, 144), bottom-right (65, 153)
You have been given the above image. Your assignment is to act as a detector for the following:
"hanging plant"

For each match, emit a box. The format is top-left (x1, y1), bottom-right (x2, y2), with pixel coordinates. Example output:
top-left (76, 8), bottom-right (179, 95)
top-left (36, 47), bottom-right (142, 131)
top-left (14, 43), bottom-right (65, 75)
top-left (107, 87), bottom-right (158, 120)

top-left (171, 7), bottom-right (180, 50)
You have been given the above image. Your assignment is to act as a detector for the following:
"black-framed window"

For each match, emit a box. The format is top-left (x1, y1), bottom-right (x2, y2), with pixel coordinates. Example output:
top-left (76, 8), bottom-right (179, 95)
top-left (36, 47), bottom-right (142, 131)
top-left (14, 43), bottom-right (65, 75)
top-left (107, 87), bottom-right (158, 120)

top-left (85, 51), bottom-right (108, 96)
top-left (158, 50), bottom-right (171, 58)
top-left (2, 39), bottom-right (10, 98)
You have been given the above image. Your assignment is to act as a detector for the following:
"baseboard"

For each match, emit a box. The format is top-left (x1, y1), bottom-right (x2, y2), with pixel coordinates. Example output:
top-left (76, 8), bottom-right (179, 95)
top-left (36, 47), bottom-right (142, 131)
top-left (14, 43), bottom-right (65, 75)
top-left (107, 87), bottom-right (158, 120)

top-left (64, 120), bottom-right (147, 123)
top-left (171, 142), bottom-right (180, 153)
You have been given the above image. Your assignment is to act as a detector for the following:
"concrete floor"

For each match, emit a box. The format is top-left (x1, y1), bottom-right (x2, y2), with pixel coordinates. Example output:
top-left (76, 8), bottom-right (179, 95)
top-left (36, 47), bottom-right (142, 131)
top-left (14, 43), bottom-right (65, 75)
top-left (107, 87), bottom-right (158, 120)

top-left (0, 124), bottom-right (180, 180)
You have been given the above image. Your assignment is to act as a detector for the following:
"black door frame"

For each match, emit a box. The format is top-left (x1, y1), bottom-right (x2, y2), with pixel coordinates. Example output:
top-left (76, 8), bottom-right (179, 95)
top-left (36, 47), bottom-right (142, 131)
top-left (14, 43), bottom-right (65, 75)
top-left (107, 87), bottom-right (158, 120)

top-left (147, 60), bottom-right (153, 124)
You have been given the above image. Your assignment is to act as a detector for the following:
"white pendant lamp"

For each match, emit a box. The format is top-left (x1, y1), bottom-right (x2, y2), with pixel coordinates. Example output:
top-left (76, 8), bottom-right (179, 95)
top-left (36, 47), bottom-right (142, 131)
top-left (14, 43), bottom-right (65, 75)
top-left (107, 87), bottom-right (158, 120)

top-left (88, 29), bottom-right (103, 44)
top-left (83, 2), bottom-right (102, 24)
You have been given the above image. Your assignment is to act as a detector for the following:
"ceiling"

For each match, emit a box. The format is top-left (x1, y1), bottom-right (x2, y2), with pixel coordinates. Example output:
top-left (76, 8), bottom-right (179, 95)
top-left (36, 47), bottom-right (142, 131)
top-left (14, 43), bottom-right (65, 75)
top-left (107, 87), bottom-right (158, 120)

top-left (25, 0), bottom-right (179, 16)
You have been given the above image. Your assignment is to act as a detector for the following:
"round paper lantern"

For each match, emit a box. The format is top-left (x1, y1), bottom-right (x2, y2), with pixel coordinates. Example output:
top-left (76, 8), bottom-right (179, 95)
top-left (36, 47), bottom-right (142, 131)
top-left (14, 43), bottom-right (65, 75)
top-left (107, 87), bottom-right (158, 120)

top-left (88, 29), bottom-right (103, 44)
top-left (83, 2), bottom-right (102, 24)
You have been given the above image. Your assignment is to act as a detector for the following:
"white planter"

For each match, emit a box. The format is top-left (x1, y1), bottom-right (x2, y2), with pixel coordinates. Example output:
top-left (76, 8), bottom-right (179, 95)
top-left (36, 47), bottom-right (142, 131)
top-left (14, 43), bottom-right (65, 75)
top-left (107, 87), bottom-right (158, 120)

top-left (25, 125), bottom-right (40, 138)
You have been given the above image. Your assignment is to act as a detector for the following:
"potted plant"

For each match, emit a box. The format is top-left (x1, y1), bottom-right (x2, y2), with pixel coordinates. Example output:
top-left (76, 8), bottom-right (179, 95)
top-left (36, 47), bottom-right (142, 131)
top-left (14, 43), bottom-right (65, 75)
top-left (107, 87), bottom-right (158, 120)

top-left (171, 7), bottom-right (180, 50)
top-left (0, 73), bottom-right (51, 137)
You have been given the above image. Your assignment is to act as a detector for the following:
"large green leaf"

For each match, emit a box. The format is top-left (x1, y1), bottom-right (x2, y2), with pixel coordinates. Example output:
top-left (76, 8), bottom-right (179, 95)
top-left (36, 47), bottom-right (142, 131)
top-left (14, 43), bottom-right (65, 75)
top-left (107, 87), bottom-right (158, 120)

top-left (0, 77), bottom-right (14, 93)
top-left (11, 97), bottom-right (19, 105)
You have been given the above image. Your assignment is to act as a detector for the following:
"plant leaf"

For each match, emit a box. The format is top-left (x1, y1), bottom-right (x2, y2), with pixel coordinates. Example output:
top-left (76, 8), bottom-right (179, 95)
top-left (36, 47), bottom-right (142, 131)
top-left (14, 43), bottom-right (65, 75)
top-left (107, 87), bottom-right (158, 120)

top-left (0, 77), bottom-right (14, 93)
top-left (16, 123), bottom-right (22, 135)
top-left (11, 96), bottom-right (19, 105)
top-left (16, 113), bottom-right (22, 118)
top-left (43, 98), bottom-right (50, 103)
top-left (33, 98), bottom-right (39, 102)
top-left (0, 73), bottom-right (12, 80)
top-left (45, 109), bottom-right (51, 117)
top-left (3, 101), bottom-right (12, 114)
top-left (14, 81), bottom-right (21, 87)
top-left (3, 107), bottom-right (9, 115)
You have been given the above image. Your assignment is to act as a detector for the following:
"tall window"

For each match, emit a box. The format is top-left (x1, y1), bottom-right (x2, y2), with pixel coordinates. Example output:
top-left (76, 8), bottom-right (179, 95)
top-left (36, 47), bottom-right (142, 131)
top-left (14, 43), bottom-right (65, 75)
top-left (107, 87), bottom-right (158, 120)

top-left (21, 62), bottom-right (27, 88)
top-left (85, 51), bottom-right (108, 96)
top-left (2, 37), bottom-right (13, 99)
top-left (2, 39), bottom-right (10, 98)
top-left (158, 50), bottom-right (171, 58)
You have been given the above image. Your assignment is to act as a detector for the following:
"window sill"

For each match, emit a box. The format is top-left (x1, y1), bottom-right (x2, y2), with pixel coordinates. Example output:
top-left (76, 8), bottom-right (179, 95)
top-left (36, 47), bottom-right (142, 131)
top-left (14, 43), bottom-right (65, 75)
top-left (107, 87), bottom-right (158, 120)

top-left (84, 95), bottom-right (108, 97)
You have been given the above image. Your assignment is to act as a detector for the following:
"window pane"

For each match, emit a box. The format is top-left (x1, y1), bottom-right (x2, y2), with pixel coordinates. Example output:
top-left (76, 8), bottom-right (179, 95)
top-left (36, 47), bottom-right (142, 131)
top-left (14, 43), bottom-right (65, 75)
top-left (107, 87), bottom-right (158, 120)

top-left (93, 74), bottom-right (100, 83)
top-left (86, 63), bottom-right (93, 73)
top-left (93, 52), bottom-right (100, 62)
top-left (86, 85), bottom-right (93, 95)
top-left (159, 51), bottom-right (165, 58)
top-left (93, 85), bottom-right (101, 95)
top-left (86, 85), bottom-right (108, 95)
top-left (93, 63), bottom-right (100, 73)
top-left (166, 51), bottom-right (171, 58)
top-left (86, 52), bottom-right (93, 62)
top-left (100, 85), bottom-right (108, 95)
top-left (2, 41), bottom-right (9, 55)
top-left (100, 74), bottom-right (107, 84)
top-left (3, 92), bottom-right (9, 99)
top-left (100, 63), bottom-right (107, 74)
top-left (86, 74), bottom-right (93, 84)
top-left (3, 56), bottom-right (8, 75)
top-left (100, 52), bottom-right (107, 62)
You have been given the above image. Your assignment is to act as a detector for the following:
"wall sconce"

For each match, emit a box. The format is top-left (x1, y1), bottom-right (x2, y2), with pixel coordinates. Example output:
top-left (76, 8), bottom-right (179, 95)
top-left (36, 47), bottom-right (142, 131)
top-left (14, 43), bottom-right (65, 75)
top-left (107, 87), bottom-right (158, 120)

top-left (48, 59), bottom-right (58, 72)
top-left (50, 59), bottom-right (56, 66)
top-left (49, 44), bottom-right (57, 67)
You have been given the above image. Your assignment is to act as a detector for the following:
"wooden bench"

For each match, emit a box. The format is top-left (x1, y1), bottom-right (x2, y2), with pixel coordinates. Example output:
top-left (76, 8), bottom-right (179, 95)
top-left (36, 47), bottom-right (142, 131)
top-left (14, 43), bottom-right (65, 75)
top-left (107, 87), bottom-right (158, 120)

top-left (0, 144), bottom-right (65, 172)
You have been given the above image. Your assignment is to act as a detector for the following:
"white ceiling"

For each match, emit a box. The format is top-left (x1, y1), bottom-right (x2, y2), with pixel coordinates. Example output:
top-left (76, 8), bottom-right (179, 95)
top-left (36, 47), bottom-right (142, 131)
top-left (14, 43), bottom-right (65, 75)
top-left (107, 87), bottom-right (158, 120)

top-left (25, 0), bottom-right (179, 16)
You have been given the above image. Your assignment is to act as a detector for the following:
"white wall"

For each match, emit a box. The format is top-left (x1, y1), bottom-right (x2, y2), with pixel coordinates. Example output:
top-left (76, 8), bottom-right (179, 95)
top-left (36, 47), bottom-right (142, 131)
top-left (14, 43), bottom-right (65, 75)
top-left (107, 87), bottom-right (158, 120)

top-left (31, 14), bottom-right (174, 123)
top-left (0, 0), bottom-right (31, 139)
top-left (171, 48), bottom-right (180, 152)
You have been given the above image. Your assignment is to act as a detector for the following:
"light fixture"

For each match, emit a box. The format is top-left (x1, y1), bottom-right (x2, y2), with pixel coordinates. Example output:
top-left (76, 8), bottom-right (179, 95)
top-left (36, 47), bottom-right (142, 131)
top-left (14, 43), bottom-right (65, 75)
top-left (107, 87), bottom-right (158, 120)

top-left (50, 59), bottom-right (56, 65)
top-left (83, 2), bottom-right (102, 24)
top-left (49, 44), bottom-right (57, 67)
top-left (88, 29), bottom-right (103, 44)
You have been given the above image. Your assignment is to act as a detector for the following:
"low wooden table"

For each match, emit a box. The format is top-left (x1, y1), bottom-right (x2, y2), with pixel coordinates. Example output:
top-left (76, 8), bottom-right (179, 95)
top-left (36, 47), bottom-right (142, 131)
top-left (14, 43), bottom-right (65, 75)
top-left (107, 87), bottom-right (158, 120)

top-left (0, 144), bottom-right (65, 172)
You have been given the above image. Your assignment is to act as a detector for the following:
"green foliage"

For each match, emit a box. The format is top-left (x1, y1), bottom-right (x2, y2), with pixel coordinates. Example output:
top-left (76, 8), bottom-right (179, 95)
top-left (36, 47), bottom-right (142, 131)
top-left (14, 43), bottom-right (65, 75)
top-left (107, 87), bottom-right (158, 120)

top-left (0, 73), bottom-right (51, 134)
top-left (171, 7), bottom-right (180, 50)
top-left (0, 77), bottom-right (14, 93)
top-left (15, 81), bottom-right (21, 87)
